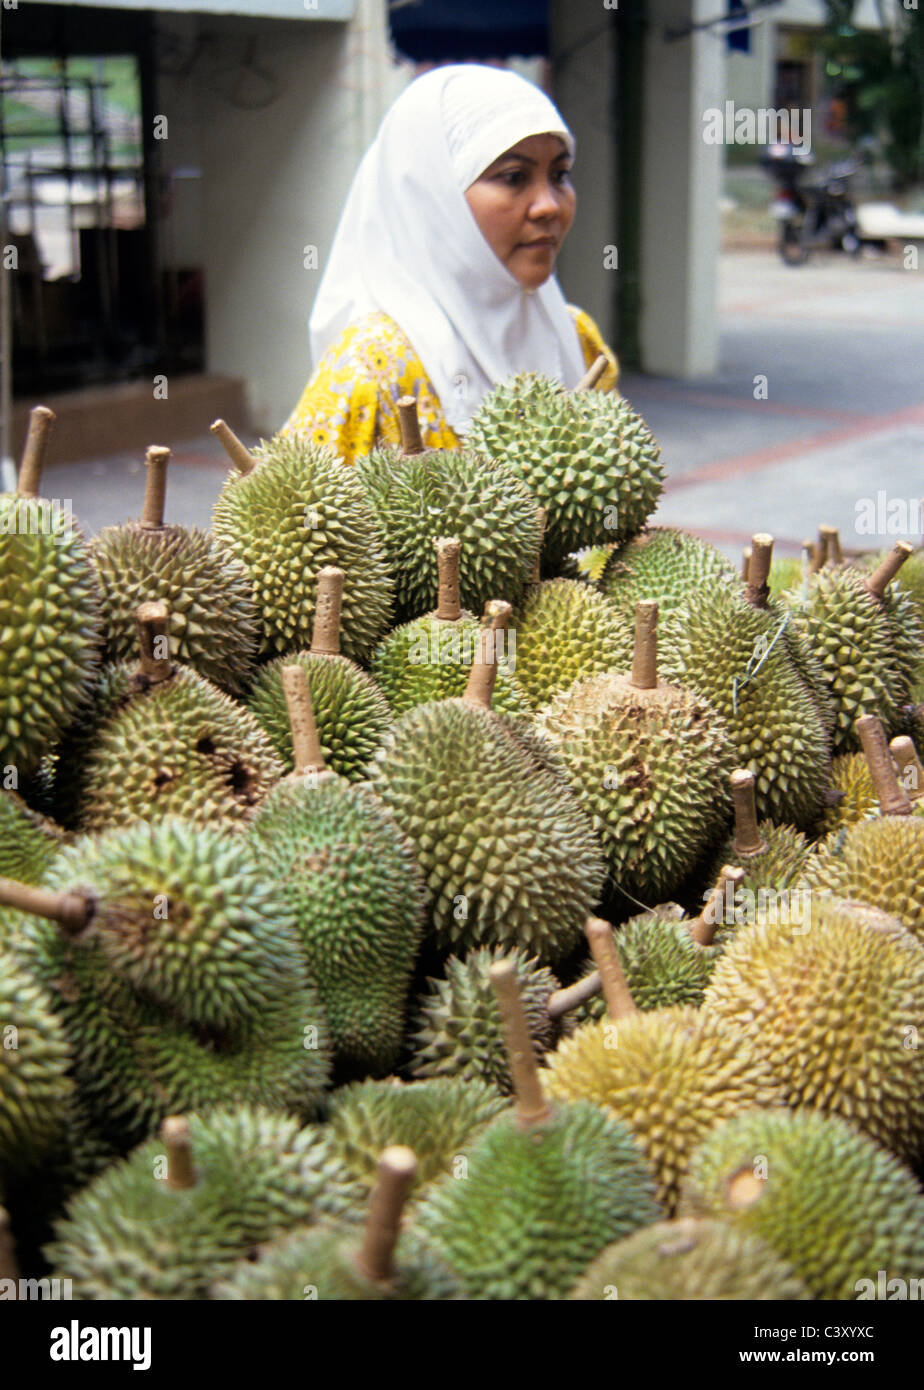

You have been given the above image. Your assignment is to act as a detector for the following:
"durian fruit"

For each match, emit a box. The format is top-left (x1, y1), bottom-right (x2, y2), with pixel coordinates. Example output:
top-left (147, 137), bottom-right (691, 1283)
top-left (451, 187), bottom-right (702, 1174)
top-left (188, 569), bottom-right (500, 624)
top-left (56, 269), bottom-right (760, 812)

top-left (0, 406), bottom-right (101, 778)
top-left (818, 751), bottom-right (878, 834)
top-left (247, 567), bottom-right (393, 779)
top-left (467, 371), bottom-right (664, 569)
top-left (509, 577), bottom-right (632, 710)
top-left (2, 819), bottom-right (332, 1146)
top-left (210, 420), bottom-right (393, 661)
top-left (0, 941), bottom-right (73, 1182)
top-left (660, 534), bottom-right (832, 828)
top-left (534, 602), bottom-right (735, 904)
top-left (408, 944), bottom-right (601, 1092)
top-left (366, 631), bottom-right (605, 963)
top-left (704, 897), bottom-right (924, 1162)
top-left (801, 824), bottom-right (924, 945)
top-left (58, 601), bottom-right (283, 833)
top-left (316, 1076), bottom-right (508, 1205)
top-left (250, 667), bottom-right (424, 1077)
top-left (370, 538), bottom-right (529, 718)
top-left (357, 396), bottom-right (541, 622)
top-left (46, 1108), bottom-right (363, 1300)
top-left (705, 769), bottom-right (810, 921)
top-left (600, 526), bottom-right (737, 618)
top-left (0, 790), bottom-right (65, 887)
top-left (213, 1147), bottom-right (459, 1300)
top-left (417, 959), bottom-right (661, 1299)
top-left (569, 1217), bottom-right (811, 1301)
top-left (678, 1108), bottom-right (924, 1301)
top-left (90, 445), bottom-right (259, 696)
top-left (544, 919), bottom-right (782, 1213)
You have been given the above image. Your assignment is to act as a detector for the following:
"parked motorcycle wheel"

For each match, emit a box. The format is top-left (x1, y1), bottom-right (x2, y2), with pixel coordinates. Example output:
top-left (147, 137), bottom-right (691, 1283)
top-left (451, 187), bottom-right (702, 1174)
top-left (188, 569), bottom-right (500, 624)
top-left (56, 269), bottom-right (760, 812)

top-left (780, 220), bottom-right (809, 265)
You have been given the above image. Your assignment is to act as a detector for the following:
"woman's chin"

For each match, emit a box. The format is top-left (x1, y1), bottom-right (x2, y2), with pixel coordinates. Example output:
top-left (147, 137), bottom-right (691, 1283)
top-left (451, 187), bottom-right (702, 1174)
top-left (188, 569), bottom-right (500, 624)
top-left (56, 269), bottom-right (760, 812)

top-left (511, 257), bottom-right (558, 292)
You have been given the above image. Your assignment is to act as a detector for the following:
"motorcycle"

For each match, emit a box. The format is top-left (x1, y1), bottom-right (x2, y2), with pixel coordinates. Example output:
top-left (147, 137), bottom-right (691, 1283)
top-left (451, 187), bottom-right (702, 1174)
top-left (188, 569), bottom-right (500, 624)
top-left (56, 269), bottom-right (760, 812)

top-left (760, 142), bottom-right (862, 265)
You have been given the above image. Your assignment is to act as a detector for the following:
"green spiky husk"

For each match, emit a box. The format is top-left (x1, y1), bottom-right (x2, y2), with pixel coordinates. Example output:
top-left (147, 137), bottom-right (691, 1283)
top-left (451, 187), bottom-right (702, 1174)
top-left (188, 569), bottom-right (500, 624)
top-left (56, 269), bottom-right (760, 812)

top-left (0, 945), bottom-right (73, 1180)
top-left (574, 912), bottom-right (718, 1022)
top-left (707, 820), bottom-right (811, 902)
top-left (509, 579), bottom-right (632, 711)
top-left (818, 752), bottom-right (878, 834)
top-left (799, 816), bottom-right (924, 943)
top-left (601, 526), bottom-right (737, 618)
top-left (0, 790), bottom-right (65, 884)
top-left (370, 616), bottom-right (529, 718)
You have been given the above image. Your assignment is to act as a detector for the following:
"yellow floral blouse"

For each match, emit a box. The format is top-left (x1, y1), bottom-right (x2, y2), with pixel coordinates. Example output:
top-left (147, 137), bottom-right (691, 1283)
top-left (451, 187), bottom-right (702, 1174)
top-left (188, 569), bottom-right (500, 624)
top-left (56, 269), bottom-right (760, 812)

top-left (280, 306), bottom-right (619, 466)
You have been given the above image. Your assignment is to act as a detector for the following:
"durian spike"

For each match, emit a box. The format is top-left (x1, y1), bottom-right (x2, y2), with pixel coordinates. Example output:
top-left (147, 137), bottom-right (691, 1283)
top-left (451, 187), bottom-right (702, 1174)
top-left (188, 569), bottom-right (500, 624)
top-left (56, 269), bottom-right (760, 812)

top-left (136, 600), bottom-right (173, 683)
top-left (889, 735), bottom-right (924, 803)
top-left (397, 395), bottom-right (425, 456)
top-left (354, 1145), bottom-right (417, 1285)
top-left (433, 538), bottom-right (463, 621)
top-left (281, 664), bottom-right (327, 777)
top-left (489, 959), bottom-right (553, 1127)
top-left (574, 354), bottom-right (608, 392)
top-left (729, 769), bottom-right (768, 856)
top-left (688, 865), bottom-right (745, 946)
top-left (584, 917), bottom-right (639, 1019)
top-left (0, 876), bottom-right (90, 933)
top-left (866, 542), bottom-right (913, 601)
top-left (310, 566), bottom-right (344, 656)
top-left (814, 527), bottom-right (830, 572)
top-left (546, 969), bottom-right (603, 1020)
top-left (140, 446), bottom-right (171, 530)
top-left (856, 713), bottom-right (912, 817)
top-left (210, 419), bottom-right (256, 475)
top-left (0, 1207), bottom-right (20, 1283)
top-left (17, 405), bottom-right (55, 498)
top-left (818, 525), bottom-right (843, 566)
top-left (630, 600), bottom-right (658, 690)
top-left (162, 1115), bottom-right (197, 1191)
top-left (740, 547), bottom-right (752, 583)
top-left (745, 533), bottom-right (773, 608)
top-left (462, 600), bottom-right (512, 711)
top-left (530, 508), bottom-right (547, 585)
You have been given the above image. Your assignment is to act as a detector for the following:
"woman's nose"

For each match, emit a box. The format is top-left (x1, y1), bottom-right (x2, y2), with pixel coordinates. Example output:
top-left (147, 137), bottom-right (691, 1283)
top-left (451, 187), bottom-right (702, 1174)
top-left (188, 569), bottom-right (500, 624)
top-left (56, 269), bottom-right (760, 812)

top-left (527, 181), bottom-right (562, 220)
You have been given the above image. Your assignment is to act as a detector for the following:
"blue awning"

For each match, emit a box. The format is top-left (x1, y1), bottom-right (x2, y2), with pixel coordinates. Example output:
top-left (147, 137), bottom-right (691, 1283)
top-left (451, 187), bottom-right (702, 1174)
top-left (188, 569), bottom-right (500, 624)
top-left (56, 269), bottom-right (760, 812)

top-left (389, 0), bottom-right (549, 62)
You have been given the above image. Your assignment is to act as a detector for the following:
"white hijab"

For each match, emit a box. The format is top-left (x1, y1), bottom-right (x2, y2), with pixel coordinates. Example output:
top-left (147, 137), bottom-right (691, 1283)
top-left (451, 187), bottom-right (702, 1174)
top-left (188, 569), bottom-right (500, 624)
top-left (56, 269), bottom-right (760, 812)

top-left (308, 64), bottom-right (587, 434)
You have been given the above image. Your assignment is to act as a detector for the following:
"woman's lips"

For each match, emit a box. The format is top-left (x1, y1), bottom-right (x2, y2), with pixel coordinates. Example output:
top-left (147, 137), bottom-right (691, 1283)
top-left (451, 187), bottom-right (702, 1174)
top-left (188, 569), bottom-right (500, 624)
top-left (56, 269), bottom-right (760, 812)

top-left (519, 237), bottom-right (557, 249)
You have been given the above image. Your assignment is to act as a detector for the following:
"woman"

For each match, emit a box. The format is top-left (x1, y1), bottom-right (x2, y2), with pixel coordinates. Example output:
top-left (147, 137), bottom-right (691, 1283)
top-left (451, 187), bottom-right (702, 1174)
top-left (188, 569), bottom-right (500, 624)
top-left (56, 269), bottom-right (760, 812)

top-left (280, 63), bottom-right (619, 464)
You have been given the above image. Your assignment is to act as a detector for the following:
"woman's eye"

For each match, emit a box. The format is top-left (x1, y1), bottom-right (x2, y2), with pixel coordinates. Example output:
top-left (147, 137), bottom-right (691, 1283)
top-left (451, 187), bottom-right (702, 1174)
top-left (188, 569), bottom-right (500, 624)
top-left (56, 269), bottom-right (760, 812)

top-left (501, 169), bottom-right (527, 187)
top-left (553, 167), bottom-right (573, 186)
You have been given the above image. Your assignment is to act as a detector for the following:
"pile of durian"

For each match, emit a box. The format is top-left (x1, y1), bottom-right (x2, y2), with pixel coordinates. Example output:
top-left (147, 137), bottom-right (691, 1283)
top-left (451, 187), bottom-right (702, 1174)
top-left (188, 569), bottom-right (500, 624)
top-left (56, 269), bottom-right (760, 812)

top-left (2, 369), bottom-right (924, 1302)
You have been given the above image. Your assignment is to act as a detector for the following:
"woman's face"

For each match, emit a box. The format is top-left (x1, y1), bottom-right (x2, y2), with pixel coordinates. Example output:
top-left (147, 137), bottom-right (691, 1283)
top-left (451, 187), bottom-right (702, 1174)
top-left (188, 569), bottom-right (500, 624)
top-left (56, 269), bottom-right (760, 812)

top-left (464, 133), bottom-right (576, 291)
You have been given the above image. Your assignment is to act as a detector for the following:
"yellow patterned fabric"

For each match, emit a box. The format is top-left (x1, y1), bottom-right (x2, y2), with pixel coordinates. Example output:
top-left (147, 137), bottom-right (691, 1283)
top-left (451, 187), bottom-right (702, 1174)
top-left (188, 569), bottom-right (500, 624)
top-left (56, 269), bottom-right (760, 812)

top-left (279, 305), bottom-right (619, 466)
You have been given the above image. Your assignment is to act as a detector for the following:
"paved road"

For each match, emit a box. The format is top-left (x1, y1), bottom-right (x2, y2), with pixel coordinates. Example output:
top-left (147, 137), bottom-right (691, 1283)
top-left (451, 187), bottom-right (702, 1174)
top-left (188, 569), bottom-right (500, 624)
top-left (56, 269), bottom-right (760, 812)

top-left (38, 249), bottom-right (924, 561)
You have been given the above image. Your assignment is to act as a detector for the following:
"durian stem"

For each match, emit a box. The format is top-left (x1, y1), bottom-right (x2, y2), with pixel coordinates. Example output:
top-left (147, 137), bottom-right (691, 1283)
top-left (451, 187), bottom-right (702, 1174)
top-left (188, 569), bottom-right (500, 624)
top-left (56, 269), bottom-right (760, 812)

top-left (856, 714), bottom-right (912, 816)
top-left (740, 547), bottom-right (752, 583)
top-left (0, 876), bottom-right (90, 932)
top-left (818, 525), bottom-right (843, 566)
top-left (0, 1207), bottom-right (20, 1283)
top-left (354, 1146), bottom-right (417, 1285)
top-left (805, 538), bottom-right (820, 575)
top-left (689, 865), bottom-right (745, 946)
top-left (141, 446), bottom-right (170, 530)
top-left (729, 769), bottom-right (767, 856)
top-left (310, 566), bottom-right (344, 656)
top-left (575, 354), bottom-right (608, 392)
top-left (745, 534), bottom-right (773, 609)
top-left (630, 600), bottom-right (658, 690)
top-left (866, 542), bottom-right (913, 600)
top-left (397, 396), bottom-right (425, 456)
top-left (530, 508), bottom-right (547, 585)
top-left (210, 419), bottom-right (256, 475)
top-left (584, 917), bottom-right (638, 1019)
top-left (814, 528), bottom-right (830, 572)
top-left (889, 736), bottom-right (924, 802)
top-left (136, 600), bottom-right (173, 683)
top-left (434, 538), bottom-right (463, 621)
top-left (281, 665), bottom-right (326, 776)
top-left (462, 602), bottom-right (511, 711)
top-left (489, 959), bottom-right (552, 1127)
top-left (17, 405), bottom-right (55, 498)
top-left (162, 1116), bottom-right (197, 1190)
top-left (546, 970), bottom-right (603, 1020)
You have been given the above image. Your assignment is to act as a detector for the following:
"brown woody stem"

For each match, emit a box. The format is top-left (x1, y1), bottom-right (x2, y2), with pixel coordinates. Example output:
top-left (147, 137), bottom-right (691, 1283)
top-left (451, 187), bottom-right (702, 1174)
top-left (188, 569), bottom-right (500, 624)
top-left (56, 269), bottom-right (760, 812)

top-left (689, 865), bottom-right (745, 946)
top-left (575, 354), bottom-right (608, 392)
top-left (0, 876), bottom-right (90, 932)
top-left (310, 567), bottom-right (343, 656)
top-left (162, 1116), bottom-right (197, 1190)
top-left (584, 917), bottom-right (638, 1019)
top-left (890, 736), bottom-right (924, 802)
top-left (141, 446), bottom-right (171, 529)
top-left (210, 419), bottom-right (256, 475)
top-left (866, 542), bottom-right (913, 600)
top-left (0, 1207), bottom-right (19, 1283)
top-left (354, 1146), bottom-right (417, 1285)
top-left (462, 602), bottom-right (511, 710)
top-left (745, 534), bottom-right (773, 608)
top-left (281, 665), bottom-right (326, 775)
top-left (17, 405), bottom-right (55, 498)
top-left (856, 713), bottom-right (912, 816)
top-left (434, 538), bottom-right (463, 621)
top-left (136, 600), bottom-right (173, 682)
top-left (740, 547), bottom-right (752, 583)
top-left (546, 970), bottom-right (603, 1020)
top-left (729, 769), bottom-right (767, 855)
top-left (489, 959), bottom-right (552, 1126)
top-left (818, 525), bottom-right (843, 566)
top-left (805, 539), bottom-right (820, 574)
top-left (397, 396), bottom-right (425, 455)
top-left (630, 600), bottom-right (658, 690)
